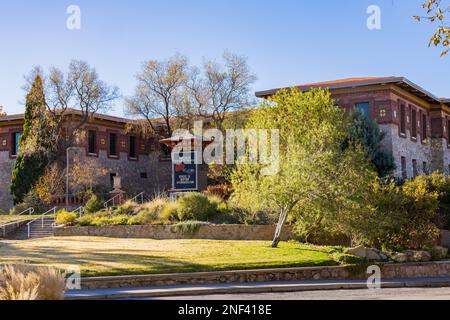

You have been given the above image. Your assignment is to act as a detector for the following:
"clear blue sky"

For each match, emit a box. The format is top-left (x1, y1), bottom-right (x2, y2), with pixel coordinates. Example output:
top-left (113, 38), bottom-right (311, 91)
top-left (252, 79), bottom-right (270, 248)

top-left (0, 0), bottom-right (448, 116)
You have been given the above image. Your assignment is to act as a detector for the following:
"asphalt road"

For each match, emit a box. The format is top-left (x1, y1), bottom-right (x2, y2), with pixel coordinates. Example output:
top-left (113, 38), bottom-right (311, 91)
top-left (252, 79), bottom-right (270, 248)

top-left (153, 287), bottom-right (450, 300)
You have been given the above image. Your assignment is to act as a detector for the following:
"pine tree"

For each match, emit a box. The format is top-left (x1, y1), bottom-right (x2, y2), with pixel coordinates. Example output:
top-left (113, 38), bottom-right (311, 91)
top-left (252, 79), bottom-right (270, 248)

top-left (10, 76), bottom-right (51, 204)
top-left (344, 110), bottom-right (396, 178)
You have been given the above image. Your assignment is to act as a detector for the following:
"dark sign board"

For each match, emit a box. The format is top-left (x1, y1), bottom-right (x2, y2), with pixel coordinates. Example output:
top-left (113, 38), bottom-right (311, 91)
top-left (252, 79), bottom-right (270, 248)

top-left (172, 151), bottom-right (198, 191)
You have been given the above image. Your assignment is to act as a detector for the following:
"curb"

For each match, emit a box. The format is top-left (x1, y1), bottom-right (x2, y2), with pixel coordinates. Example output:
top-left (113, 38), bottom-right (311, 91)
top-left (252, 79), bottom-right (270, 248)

top-left (65, 278), bottom-right (450, 300)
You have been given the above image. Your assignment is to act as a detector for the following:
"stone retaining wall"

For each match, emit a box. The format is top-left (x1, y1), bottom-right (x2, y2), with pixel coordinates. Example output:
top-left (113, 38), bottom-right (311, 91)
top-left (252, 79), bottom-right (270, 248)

top-left (80, 261), bottom-right (450, 290)
top-left (0, 220), bottom-right (30, 239)
top-left (55, 224), bottom-right (296, 241)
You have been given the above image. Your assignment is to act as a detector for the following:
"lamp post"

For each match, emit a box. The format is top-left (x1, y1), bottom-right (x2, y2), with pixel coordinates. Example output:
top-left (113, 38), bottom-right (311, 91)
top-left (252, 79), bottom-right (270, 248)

top-left (66, 147), bottom-right (77, 208)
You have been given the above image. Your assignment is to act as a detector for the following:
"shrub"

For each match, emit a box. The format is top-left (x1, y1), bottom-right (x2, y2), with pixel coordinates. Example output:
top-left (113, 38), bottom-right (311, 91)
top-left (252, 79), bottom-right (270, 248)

top-left (427, 172), bottom-right (450, 229)
top-left (332, 253), bottom-right (366, 265)
top-left (0, 265), bottom-right (65, 300)
top-left (77, 212), bottom-right (108, 226)
top-left (84, 194), bottom-right (104, 214)
top-left (140, 197), bottom-right (169, 216)
top-left (82, 215), bottom-right (130, 227)
top-left (108, 215), bottom-right (130, 226)
top-left (207, 194), bottom-right (224, 207)
top-left (206, 184), bottom-right (233, 200)
top-left (55, 210), bottom-right (77, 226)
top-left (77, 214), bottom-right (95, 226)
top-left (209, 203), bottom-right (246, 224)
top-left (160, 202), bottom-right (179, 222)
top-left (9, 190), bottom-right (45, 215)
top-left (113, 200), bottom-right (139, 216)
top-left (176, 193), bottom-right (217, 221)
top-left (172, 221), bottom-right (211, 235)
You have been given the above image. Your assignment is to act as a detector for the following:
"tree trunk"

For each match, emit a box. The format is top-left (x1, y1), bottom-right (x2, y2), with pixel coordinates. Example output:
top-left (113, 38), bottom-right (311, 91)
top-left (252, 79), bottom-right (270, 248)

top-left (271, 208), bottom-right (288, 248)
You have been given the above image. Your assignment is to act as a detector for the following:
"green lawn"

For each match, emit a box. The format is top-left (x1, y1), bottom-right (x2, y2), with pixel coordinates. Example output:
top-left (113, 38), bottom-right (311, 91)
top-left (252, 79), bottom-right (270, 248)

top-left (0, 237), bottom-right (339, 277)
top-left (0, 215), bottom-right (42, 224)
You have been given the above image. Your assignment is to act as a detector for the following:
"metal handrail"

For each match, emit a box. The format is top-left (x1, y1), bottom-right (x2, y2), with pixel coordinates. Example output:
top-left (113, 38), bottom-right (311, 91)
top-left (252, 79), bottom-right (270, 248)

top-left (27, 207), bottom-right (57, 239)
top-left (130, 192), bottom-right (145, 204)
top-left (72, 206), bottom-right (85, 217)
top-left (104, 194), bottom-right (122, 210)
top-left (16, 207), bottom-right (35, 216)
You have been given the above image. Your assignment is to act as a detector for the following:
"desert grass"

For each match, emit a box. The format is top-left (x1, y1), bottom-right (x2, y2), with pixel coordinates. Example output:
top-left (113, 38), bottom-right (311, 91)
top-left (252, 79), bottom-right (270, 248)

top-left (0, 264), bottom-right (65, 300)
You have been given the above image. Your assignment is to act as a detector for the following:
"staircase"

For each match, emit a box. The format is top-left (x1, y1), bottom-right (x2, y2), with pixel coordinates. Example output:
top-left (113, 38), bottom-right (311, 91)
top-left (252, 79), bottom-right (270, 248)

top-left (28, 217), bottom-right (55, 239)
top-left (8, 217), bottom-right (55, 240)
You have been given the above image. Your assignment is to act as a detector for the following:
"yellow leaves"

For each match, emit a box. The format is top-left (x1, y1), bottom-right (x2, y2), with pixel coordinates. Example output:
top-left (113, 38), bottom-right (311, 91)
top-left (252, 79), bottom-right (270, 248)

top-left (417, 0), bottom-right (450, 57)
top-left (35, 163), bottom-right (65, 205)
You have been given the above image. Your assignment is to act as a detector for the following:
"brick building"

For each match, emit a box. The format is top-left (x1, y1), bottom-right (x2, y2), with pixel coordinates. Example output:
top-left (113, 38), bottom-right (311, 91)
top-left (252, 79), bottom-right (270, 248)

top-left (0, 109), bottom-right (172, 213)
top-left (256, 77), bottom-right (450, 179)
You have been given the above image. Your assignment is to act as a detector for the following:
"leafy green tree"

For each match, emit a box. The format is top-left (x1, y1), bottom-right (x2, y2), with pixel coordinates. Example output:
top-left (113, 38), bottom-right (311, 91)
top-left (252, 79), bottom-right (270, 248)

top-left (231, 89), bottom-right (376, 247)
top-left (344, 110), bottom-right (395, 177)
top-left (0, 105), bottom-right (5, 117)
top-left (10, 76), bottom-right (53, 204)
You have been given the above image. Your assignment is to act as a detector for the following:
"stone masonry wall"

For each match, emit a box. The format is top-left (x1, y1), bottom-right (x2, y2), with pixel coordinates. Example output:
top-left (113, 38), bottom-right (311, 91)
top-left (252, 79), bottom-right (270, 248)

top-left (55, 224), bottom-right (296, 241)
top-left (71, 148), bottom-right (172, 197)
top-left (79, 261), bottom-right (450, 290)
top-left (381, 124), bottom-right (432, 178)
top-left (0, 151), bottom-right (14, 214)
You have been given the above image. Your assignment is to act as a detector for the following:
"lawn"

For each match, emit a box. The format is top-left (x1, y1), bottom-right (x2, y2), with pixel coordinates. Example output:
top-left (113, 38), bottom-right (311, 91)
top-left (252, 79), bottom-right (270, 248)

top-left (0, 237), bottom-right (338, 277)
top-left (0, 215), bottom-right (42, 224)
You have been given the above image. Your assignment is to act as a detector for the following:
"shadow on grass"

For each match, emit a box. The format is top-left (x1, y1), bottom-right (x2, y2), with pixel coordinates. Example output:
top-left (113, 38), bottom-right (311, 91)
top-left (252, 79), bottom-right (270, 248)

top-left (0, 240), bottom-right (339, 277)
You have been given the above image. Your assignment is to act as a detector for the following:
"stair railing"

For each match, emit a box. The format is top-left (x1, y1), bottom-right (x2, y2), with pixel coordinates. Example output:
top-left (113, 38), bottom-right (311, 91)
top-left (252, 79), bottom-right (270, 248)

top-left (27, 207), bottom-right (57, 239)
top-left (16, 207), bottom-right (35, 216)
top-left (72, 206), bottom-right (85, 218)
top-left (130, 192), bottom-right (145, 204)
top-left (104, 194), bottom-right (122, 210)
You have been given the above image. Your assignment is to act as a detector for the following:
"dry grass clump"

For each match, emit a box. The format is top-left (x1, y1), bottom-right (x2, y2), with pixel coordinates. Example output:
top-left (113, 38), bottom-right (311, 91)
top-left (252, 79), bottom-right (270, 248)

top-left (0, 265), bottom-right (65, 300)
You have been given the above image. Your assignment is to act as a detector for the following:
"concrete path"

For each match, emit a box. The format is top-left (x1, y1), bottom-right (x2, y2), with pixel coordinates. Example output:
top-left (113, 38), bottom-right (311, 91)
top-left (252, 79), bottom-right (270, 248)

top-left (157, 287), bottom-right (450, 300)
top-left (65, 277), bottom-right (450, 300)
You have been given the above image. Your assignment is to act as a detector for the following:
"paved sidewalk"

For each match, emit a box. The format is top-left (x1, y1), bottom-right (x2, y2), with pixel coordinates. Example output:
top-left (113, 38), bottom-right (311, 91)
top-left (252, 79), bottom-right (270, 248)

top-left (65, 277), bottom-right (450, 300)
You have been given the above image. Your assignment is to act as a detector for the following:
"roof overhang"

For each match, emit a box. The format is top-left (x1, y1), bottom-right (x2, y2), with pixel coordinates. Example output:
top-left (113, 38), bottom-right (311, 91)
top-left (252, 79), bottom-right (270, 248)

top-left (255, 77), bottom-right (443, 105)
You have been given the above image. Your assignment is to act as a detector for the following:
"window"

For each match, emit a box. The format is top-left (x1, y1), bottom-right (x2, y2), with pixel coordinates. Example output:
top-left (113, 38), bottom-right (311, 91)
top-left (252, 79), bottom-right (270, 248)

top-left (411, 109), bottom-right (417, 139)
top-left (422, 114), bottom-right (427, 141)
top-left (109, 133), bottom-right (118, 157)
top-left (412, 159), bottom-right (418, 178)
top-left (423, 162), bottom-right (428, 175)
top-left (88, 130), bottom-right (97, 155)
top-left (355, 102), bottom-right (370, 118)
top-left (140, 172), bottom-right (148, 179)
top-left (11, 132), bottom-right (21, 156)
top-left (400, 104), bottom-right (406, 135)
top-left (129, 136), bottom-right (137, 159)
top-left (401, 156), bottom-right (407, 179)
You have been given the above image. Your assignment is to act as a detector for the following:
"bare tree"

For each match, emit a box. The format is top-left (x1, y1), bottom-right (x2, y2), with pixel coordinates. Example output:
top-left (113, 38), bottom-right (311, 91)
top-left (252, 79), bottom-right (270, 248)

top-left (24, 61), bottom-right (119, 150)
top-left (0, 105), bottom-right (5, 117)
top-left (125, 54), bottom-right (188, 137)
top-left (200, 52), bottom-right (257, 129)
